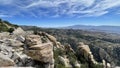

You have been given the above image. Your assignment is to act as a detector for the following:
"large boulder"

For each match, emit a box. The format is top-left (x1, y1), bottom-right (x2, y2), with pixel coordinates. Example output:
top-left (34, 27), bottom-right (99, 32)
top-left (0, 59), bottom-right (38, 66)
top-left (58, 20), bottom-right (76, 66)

top-left (25, 35), bottom-right (54, 68)
top-left (26, 42), bottom-right (53, 63)
top-left (0, 53), bottom-right (15, 66)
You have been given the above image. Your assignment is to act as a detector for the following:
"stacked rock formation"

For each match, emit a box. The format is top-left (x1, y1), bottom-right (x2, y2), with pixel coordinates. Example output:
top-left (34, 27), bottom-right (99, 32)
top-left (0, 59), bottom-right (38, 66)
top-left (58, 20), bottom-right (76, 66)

top-left (25, 35), bottom-right (54, 68)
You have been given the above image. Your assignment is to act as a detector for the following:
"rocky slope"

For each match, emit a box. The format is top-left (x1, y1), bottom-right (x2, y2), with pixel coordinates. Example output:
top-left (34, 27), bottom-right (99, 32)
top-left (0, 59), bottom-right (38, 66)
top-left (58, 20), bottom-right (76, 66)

top-left (0, 19), bottom-right (114, 68)
top-left (0, 26), bottom-right (112, 68)
top-left (23, 27), bottom-right (120, 67)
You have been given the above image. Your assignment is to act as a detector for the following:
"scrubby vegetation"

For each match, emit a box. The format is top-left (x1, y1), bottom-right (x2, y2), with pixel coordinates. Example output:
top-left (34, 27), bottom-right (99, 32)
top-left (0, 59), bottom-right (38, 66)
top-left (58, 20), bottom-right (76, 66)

top-left (8, 28), bottom-right (14, 33)
top-left (0, 19), bottom-right (18, 32)
top-left (21, 26), bottom-right (120, 67)
top-left (54, 48), bottom-right (66, 68)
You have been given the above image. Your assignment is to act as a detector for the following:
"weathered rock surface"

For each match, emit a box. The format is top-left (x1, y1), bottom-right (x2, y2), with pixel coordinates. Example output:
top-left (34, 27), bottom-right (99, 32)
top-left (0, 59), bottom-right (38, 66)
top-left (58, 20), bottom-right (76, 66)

top-left (7, 39), bottom-right (24, 47)
top-left (16, 36), bottom-right (25, 42)
top-left (25, 35), bottom-right (42, 46)
top-left (26, 43), bottom-right (53, 63)
top-left (13, 27), bottom-right (25, 35)
top-left (0, 27), bottom-right (111, 68)
top-left (0, 53), bottom-right (15, 66)
top-left (77, 42), bottom-right (97, 64)
top-left (25, 35), bottom-right (54, 68)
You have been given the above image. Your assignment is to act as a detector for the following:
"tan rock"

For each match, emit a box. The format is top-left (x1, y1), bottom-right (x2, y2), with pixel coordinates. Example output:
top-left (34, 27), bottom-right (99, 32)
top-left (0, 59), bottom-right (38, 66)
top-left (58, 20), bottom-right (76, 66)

top-left (25, 35), bottom-right (54, 68)
top-left (65, 44), bottom-right (75, 53)
top-left (25, 35), bottom-right (54, 65)
top-left (25, 35), bottom-right (42, 46)
top-left (77, 42), bottom-right (97, 64)
top-left (10, 40), bottom-right (24, 47)
top-left (45, 33), bottom-right (57, 44)
top-left (0, 53), bottom-right (15, 66)
top-left (29, 42), bottom-right (52, 50)
top-left (58, 56), bottom-right (72, 68)
top-left (13, 27), bottom-right (25, 35)
top-left (26, 43), bottom-right (53, 63)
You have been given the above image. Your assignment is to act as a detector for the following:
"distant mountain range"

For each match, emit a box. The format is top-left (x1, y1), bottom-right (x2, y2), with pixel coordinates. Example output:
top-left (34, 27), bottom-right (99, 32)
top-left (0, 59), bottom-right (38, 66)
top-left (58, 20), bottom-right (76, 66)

top-left (62, 25), bottom-right (120, 34)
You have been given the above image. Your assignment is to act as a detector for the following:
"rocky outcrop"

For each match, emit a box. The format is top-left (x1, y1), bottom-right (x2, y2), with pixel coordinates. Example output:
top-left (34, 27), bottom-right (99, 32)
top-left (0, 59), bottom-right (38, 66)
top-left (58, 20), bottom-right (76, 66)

top-left (77, 42), bottom-right (97, 64)
top-left (38, 32), bottom-right (61, 48)
top-left (25, 35), bottom-right (54, 68)
top-left (0, 26), bottom-right (112, 68)
top-left (76, 42), bottom-right (99, 68)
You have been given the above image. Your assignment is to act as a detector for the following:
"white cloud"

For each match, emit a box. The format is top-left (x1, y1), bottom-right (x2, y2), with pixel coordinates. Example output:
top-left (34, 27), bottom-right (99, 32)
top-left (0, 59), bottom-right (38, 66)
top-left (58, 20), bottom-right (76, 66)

top-left (26, 0), bottom-right (95, 8)
top-left (0, 13), bottom-right (10, 17)
top-left (79, 11), bottom-right (108, 17)
top-left (0, 0), bottom-right (120, 18)
top-left (0, 0), bottom-right (13, 5)
top-left (91, 0), bottom-right (120, 12)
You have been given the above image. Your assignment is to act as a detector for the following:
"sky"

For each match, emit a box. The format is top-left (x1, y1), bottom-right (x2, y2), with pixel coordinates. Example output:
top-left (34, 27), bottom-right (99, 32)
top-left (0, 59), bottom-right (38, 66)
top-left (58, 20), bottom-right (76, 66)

top-left (0, 0), bottom-right (120, 27)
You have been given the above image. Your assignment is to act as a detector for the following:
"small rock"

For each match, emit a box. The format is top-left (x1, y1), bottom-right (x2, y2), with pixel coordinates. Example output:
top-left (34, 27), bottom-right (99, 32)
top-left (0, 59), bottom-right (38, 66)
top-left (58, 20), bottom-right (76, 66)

top-left (58, 56), bottom-right (72, 68)
top-left (75, 61), bottom-right (81, 68)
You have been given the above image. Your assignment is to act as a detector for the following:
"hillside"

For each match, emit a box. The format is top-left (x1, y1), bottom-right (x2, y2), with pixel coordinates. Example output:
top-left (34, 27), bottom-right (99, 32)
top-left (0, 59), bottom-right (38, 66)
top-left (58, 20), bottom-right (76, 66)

top-left (21, 26), bottom-right (120, 67)
top-left (0, 19), bottom-right (18, 32)
top-left (0, 20), bottom-right (115, 68)
top-left (62, 25), bottom-right (120, 34)
top-left (0, 26), bottom-right (106, 68)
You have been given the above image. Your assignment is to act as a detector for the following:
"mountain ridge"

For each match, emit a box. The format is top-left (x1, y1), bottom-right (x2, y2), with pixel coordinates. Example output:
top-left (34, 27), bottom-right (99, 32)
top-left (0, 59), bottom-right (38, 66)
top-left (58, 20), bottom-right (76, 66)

top-left (61, 25), bottom-right (120, 34)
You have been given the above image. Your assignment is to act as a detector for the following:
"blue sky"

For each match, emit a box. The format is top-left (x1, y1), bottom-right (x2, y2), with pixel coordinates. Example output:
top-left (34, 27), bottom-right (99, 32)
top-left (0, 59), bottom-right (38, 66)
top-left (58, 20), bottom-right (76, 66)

top-left (0, 0), bottom-right (120, 27)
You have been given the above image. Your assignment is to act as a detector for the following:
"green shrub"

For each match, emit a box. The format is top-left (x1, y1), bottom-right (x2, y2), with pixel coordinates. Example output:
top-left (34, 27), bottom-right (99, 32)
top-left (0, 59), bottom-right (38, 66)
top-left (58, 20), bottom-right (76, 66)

top-left (92, 64), bottom-right (104, 68)
top-left (54, 48), bottom-right (67, 68)
top-left (0, 22), bottom-right (8, 32)
top-left (8, 28), bottom-right (14, 33)
top-left (81, 63), bottom-right (89, 68)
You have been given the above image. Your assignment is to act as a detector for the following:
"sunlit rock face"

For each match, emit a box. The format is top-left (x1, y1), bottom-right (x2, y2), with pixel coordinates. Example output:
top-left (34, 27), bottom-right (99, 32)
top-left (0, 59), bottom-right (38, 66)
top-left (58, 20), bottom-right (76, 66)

top-left (77, 42), bottom-right (97, 64)
top-left (25, 35), bottom-right (54, 68)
